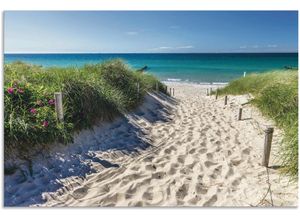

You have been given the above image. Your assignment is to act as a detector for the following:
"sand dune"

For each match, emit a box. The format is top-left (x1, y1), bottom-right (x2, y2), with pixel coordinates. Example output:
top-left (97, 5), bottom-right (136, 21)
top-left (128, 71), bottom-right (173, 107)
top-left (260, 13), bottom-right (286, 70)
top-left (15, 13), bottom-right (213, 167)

top-left (5, 83), bottom-right (297, 207)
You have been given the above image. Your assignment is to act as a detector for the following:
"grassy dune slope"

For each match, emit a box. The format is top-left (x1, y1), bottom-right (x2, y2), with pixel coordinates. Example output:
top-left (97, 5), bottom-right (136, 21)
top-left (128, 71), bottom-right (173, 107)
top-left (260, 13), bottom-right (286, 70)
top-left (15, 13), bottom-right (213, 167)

top-left (218, 70), bottom-right (298, 178)
top-left (4, 59), bottom-right (166, 158)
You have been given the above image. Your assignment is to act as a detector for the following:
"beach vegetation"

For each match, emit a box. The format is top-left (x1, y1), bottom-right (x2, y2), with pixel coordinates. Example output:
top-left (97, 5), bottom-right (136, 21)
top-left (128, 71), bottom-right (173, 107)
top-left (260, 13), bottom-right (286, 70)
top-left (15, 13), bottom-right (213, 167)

top-left (217, 70), bottom-right (298, 179)
top-left (4, 59), bottom-right (166, 158)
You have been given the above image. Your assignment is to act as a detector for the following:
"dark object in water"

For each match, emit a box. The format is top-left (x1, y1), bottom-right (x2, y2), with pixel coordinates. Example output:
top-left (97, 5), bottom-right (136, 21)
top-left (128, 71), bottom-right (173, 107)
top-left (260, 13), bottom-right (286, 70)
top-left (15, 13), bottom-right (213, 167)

top-left (138, 65), bottom-right (149, 72)
top-left (284, 66), bottom-right (298, 70)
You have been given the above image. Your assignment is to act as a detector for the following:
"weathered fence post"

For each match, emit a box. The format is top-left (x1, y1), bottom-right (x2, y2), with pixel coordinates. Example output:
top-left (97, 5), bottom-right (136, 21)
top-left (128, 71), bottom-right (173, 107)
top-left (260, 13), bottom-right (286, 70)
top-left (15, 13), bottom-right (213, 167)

top-left (54, 92), bottom-right (64, 122)
top-left (238, 108), bottom-right (243, 120)
top-left (206, 88), bottom-right (209, 96)
top-left (169, 88), bottom-right (172, 96)
top-left (172, 88), bottom-right (175, 96)
top-left (262, 127), bottom-right (274, 167)
top-left (215, 89), bottom-right (219, 100)
top-left (210, 88), bottom-right (212, 96)
top-left (137, 82), bottom-right (140, 99)
top-left (156, 82), bottom-right (159, 92)
top-left (224, 95), bottom-right (228, 105)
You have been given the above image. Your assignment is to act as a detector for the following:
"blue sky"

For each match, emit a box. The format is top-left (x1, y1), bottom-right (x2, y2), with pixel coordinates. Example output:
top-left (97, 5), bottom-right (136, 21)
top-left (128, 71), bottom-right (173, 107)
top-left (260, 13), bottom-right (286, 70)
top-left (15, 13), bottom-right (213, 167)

top-left (4, 11), bottom-right (298, 53)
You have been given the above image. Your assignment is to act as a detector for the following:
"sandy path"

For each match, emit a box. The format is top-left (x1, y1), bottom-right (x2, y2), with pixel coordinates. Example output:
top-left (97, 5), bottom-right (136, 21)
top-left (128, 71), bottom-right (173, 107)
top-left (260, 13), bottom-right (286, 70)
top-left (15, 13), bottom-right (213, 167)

top-left (33, 83), bottom-right (297, 206)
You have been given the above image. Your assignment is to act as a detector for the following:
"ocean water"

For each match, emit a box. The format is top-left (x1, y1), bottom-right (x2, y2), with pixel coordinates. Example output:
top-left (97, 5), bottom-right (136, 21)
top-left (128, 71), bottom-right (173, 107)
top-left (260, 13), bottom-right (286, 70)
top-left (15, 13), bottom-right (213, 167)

top-left (4, 53), bottom-right (298, 83)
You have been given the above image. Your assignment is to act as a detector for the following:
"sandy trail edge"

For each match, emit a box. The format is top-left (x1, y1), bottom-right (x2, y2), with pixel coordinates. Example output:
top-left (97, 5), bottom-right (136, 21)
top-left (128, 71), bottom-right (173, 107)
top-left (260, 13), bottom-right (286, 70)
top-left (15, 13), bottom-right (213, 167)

top-left (5, 83), bottom-right (298, 207)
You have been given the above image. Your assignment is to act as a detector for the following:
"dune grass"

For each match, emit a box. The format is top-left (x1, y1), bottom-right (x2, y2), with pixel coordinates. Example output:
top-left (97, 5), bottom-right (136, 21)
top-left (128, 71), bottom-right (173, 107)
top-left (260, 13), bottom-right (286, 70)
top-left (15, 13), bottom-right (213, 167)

top-left (217, 70), bottom-right (298, 179)
top-left (4, 59), bottom-right (167, 158)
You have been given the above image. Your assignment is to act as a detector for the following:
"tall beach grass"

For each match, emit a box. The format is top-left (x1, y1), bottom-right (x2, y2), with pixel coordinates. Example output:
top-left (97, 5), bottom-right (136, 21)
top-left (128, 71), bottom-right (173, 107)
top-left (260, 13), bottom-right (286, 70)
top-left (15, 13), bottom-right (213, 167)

top-left (4, 59), bottom-right (167, 160)
top-left (217, 70), bottom-right (298, 179)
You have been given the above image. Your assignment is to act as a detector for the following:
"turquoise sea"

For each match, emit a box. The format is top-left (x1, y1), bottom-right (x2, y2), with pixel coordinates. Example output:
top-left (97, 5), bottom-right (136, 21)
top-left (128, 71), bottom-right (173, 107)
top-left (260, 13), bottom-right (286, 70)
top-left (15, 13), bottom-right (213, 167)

top-left (4, 53), bottom-right (298, 83)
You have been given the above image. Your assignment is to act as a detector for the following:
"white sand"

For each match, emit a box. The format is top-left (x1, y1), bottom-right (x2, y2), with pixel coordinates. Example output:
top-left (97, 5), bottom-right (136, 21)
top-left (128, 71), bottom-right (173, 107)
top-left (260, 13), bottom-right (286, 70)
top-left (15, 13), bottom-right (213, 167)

top-left (5, 83), bottom-right (298, 207)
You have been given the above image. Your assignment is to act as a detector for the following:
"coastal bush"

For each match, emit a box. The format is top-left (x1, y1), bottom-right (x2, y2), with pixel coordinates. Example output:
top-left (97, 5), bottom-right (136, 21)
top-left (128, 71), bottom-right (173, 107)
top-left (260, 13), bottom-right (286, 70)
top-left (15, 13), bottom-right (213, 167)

top-left (218, 70), bottom-right (298, 179)
top-left (4, 60), bottom-right (166, 159)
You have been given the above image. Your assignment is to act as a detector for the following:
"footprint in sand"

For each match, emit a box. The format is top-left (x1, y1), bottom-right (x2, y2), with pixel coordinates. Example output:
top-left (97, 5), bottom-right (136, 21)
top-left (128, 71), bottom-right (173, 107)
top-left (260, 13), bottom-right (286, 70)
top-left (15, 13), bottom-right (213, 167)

top-left (189, 148), bottom-right (196, 154)
top-left (203, 195), bottom-right (218, 206)
top-left (168, 166), bottom-right (177, 175)
top-left (204, 161), bottom-right (217, 168)
top-left (196, 183), bottom-right (208, 195)
top-left (242, 148), bottom-right (250, 155)
top-left (188, 195), bottom-right (201, 205)
top-left (72, 187), bottom-right (88, 199)
top-left (177, 155), bottom-right (185, 164)
top-left (152, 172), bottom-right (166, 179)
top-left (101, 193), bottom-right (119, 206)
top-left (176, 184), bottom-right (189, 200)
top-left (164, 146), bottom-right (176, 155)
top-left (230, 158), bottom-right (242, 166)
top-left (125, 183), bottom-right (138, 199)
top-left (142, 190), bottom-right (153, 201)
top-left (199, 148), bottom-right (207, 154)
top-left (206, 153), bottom-right (213, 160)
top-left (232, 177), bottom-right (242, 187)
top-left (214, 165), bottom-right (223, 175)
top-left (225, 167), bottom-right (234, 179)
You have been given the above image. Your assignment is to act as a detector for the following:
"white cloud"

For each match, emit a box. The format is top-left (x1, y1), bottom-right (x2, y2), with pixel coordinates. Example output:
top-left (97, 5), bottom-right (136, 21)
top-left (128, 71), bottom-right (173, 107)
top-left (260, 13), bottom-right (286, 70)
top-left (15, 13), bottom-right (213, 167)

top-left (177, 45), bottom-right (194, 49)
top-left (148, 46), bottom-right (173, 51)
top-left (239, 44), bottom-right (279, 50)
top-left (125, 31), bottom-right (138, 35)
top-left (148, 45), bottom-right (195, 51)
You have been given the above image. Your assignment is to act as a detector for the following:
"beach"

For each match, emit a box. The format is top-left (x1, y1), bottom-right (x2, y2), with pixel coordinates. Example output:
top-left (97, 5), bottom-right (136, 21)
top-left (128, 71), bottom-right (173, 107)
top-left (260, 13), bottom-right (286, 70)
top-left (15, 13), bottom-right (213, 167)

top-left (6, 82), bottom-right (296, 207)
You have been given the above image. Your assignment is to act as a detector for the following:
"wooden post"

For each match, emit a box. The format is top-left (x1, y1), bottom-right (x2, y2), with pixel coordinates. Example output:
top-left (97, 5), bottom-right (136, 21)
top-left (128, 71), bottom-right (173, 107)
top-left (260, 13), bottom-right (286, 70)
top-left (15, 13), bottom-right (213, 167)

top-left (137, 82), bottom-right (140, 99)
top-left (224, 95), bottom-right (228, 105)
top-left (238, 108), bottom-right (242, 120)
top-left (210, 88), bottom-right (212, 96)
top-left (206, 88), bottom-right (209, 96)
top-left (215, 89), bottom-right (218, 100)
top-left (54, 92), bottom-right (64, 122)
top-left (156, 82), bottom-right (159, 92)
top-left (165, 86), bottom-right (168, 94)
top-left (169, 88), bottom-right (172, 96)
top-left (262, 127), bottom-right (274, 167)
top-left (172, 88), bottom-right (175, 96)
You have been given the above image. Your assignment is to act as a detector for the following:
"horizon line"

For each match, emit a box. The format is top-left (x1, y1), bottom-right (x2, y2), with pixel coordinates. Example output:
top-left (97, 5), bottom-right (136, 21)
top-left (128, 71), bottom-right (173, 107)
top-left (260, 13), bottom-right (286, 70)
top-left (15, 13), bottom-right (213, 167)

top-left (4, 51), bottom-right (299, 55)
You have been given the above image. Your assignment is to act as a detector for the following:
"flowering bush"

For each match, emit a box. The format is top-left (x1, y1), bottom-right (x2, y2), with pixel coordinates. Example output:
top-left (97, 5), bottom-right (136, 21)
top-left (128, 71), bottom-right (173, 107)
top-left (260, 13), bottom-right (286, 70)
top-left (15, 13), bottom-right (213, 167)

top-left (4, 60), bottom-right (165, 155)
top-left (4, 80), bottom-right (73, 152)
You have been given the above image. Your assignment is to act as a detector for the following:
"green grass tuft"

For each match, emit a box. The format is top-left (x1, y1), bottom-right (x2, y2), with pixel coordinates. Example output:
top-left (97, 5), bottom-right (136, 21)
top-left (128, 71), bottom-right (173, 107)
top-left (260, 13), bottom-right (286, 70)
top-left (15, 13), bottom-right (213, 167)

top-left (218, 70), bottom-right (298, 179)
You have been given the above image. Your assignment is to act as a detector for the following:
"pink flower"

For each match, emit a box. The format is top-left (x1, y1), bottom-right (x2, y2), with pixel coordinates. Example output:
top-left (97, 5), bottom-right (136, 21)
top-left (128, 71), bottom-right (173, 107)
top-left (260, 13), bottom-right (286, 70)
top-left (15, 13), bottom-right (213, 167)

top-left (42, 121), bottom-right (49, 127)
top-left (48, 99), bottom-right (55, 105)
top-left (7, 87), bottom-right (14, 94)
top-left (17, 88), bottom-right (24, 94)
top-left (30, 108), bottom-right (37, 114)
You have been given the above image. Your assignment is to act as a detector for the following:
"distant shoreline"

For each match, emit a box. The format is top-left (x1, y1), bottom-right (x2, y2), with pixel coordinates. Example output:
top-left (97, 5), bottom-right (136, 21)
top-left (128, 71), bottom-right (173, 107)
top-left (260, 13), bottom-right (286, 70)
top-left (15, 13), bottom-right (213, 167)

top-left (4, 53), bottom-right (298, 83)
top-left (4, 52), bottom-right (298, 55)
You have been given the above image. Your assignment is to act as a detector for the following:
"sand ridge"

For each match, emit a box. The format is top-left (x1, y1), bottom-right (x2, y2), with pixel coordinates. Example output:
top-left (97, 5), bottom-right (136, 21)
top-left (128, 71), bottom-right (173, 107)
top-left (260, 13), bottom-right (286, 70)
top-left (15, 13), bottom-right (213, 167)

top-left (34, 82), bottom-right (297, 207)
